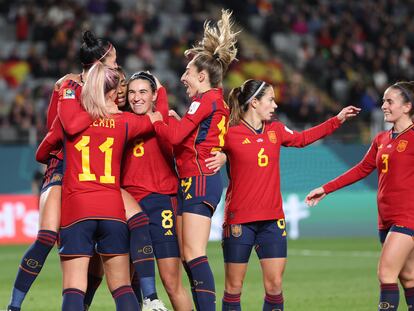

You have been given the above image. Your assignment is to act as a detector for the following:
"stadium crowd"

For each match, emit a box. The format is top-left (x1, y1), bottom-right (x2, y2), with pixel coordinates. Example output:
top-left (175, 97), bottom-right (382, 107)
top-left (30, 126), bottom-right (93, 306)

top-left (0, 0), bottom-right (374, 144)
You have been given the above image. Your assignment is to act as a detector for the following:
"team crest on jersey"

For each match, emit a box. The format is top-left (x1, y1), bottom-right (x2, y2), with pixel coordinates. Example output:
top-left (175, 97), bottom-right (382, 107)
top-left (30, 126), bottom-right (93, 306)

top-left (63, 88), bottom-right (75, 99)
top-left (397, 140), bottom-right (408, 152)
top-left (231, 224), bottom-right (242, 237)
top-left (267, 131), bottom-right (277, 144)
top-left (188, 101), bottom-right (201, 115)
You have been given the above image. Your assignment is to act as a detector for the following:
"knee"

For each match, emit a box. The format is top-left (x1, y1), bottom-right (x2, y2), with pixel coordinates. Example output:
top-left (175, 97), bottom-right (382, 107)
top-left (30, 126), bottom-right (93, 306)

top-left (378, 266), bottom-right (398, 284)
top-left (263, 277), bottom-right (283, 295)
top-left (225, 278), bottom-right (243, 294)
top-left (399, 270), bottom-right (414, 288)
top-left (161, 274), bottom-right (180, 295)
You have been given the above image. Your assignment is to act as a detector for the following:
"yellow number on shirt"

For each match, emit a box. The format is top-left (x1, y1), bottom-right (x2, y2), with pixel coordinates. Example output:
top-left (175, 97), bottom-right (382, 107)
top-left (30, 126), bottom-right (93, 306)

top-left (75, 136), bottom-right (96, 181)
top-left (181, 177), bottom-right (192, 193)
top-left (217, 116), bottom-right (227, 147)
top-left (258, 148), bottom-right (269, 167)
top-left (381, 154), bottom-right (389, 173)
top-left (277, 219), bottom-right (286, 229)
top-left (99, 138), bottom-right (115, 184)
top-left (161, 210), bottom-right (174, 229)
top-left (75, 135), bottom-right (115, 184)
top-left (133, 139), bottom-right (145, 157)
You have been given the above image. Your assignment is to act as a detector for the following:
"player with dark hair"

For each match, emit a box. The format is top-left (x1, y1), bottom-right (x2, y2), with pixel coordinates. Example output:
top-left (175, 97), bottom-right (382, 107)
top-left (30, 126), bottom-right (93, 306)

top-left (221, 79), bottom-right (359, 311)
top-left (149, 10), bottom-right (239, 311)
top-left (36, 62), bottom-right (161, 310)
top-left (7, 30), bottom-right (117, 311)
top-left (306, 81), bottom-right (414, 311)
top-left (121, 71), bottom-right (192, 310)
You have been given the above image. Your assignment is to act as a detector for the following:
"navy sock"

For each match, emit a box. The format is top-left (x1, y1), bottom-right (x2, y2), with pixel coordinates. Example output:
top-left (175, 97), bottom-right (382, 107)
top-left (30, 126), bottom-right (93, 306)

top-left (131, 271), bottom-right (143, 304)
top-left (183, 260), bottom-right (199, 310)
top-left (111, 285), bottom-right (140, 311)
top-left (187, 256), bottom-right (216, 311)
top-left (83, 274), bottom-right (103, 310)
top-left (404, 287), bottom-right (414, 310)
top-left (222, 291), bottom-right (241, 311)
top-left (379, 283), bottom-right (399, 310)
top-left (263, 292), bottom-right (283, 311)
top-left (128, 212), bottom-right (156, 299)
top-left (62, 288), bottom-right (85, 311)
top-left (9, 230), bottom-right (57, 309)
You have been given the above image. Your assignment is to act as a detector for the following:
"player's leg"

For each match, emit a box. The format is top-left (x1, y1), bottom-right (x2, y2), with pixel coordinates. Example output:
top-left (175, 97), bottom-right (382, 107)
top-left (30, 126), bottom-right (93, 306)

top-left (256, 219), bottom-right (287, 311)
top-left (61, 257), bottom-right (90, 310)
top-left (182, 210), bottom-right (213, 311)
top-left (378, 226), bottom-right (414, 310)
top-left (84, 251), bottom-right (104, 310)
top-left (8, 159), bottom-right (62, 311)
top-left (59, 220), bottom-right (98, 310)
top-left (98, 220), bottom-right (140, 311)
top-left (221, 223), bottom-right (255, 311)
top-left (122, 189), bottom-right (158, 303)
top-left (144, 193), bottom-right (192, 311)
top-left (398, 247), bottom-right (414, 310)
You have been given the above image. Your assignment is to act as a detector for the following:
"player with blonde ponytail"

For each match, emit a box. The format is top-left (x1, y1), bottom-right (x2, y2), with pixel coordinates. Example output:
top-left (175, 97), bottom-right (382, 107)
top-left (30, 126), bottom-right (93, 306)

top-left (149, 9), bottom-right (239, 311)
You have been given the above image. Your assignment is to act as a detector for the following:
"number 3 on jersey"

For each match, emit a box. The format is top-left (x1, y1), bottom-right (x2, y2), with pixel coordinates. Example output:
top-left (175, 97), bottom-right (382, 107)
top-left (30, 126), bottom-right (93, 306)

top-left (381, 154), bottom-right (389, 173)
top-left (75, 135), bottom-right (115, 184)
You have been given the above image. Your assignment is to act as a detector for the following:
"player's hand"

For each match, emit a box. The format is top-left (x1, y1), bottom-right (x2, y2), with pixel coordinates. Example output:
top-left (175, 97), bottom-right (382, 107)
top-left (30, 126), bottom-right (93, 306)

top-left (168, 109), bottom-right (181, 120)
top-left (336, 106), bottom-right (361, 123)
top-left (205, 151), bottom-right (227, 173)
top-left (148, 111), bottom-right (163, 123)
top-left (305, 187), bottom-right (326, 207)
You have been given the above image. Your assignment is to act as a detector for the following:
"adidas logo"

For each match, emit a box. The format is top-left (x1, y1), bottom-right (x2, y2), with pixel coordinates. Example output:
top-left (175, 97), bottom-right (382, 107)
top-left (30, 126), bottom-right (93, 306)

top-left (185, 193), bottom-right (192, 200)
top-left (165, 230), bottom-right (173, 236)
top-left (242, 138), bottom-right (251, 144)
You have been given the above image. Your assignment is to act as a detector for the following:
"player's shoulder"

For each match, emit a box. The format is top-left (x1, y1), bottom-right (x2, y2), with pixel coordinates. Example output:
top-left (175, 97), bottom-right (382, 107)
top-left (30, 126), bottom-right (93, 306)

top-left (57, 73), bottom-right (81, 90)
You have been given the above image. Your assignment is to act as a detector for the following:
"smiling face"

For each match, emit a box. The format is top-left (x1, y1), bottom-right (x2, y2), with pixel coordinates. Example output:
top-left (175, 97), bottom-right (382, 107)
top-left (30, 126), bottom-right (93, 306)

top-left (116, 72), bottom-right (127, 108)
top-left (382, 86), bottom-right (412, 124)
top-left (127, 79), bottom-right (156, 115)
top-left (253, 86), bottom-right (277, 121)
top-left (181, 59), bottom-right (202, 98)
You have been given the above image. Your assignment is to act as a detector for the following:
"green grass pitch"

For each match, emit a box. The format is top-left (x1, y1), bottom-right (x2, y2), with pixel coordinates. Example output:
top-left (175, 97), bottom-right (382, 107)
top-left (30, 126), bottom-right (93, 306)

top-left (0, 238), bottom-right (383, 310)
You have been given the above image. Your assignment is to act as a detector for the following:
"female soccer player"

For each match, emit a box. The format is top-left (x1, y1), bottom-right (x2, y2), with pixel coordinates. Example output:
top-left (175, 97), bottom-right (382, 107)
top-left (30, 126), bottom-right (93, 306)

top-left (306, 81), bottom-right (414, 311)
top-left (7, 30), bottom-right (117, 311)
top-left (37, 62), bottom-right (161, 310)
top-left (221, 79), bottom-right (360, 311)
top-left (150, 10), bottom-right (239, 311)
top-left (121, 71), bottom-right (192, 310)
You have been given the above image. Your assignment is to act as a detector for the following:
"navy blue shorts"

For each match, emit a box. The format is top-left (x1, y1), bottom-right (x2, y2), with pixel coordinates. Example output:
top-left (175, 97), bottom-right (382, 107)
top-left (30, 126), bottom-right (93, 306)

top-left (40, 157), bottom-right (64, 193)
top-left (177, 173), bottom-right (223, 218)
top-left (222, 219), bottom-right (287, 263)
top-left (59, 219), bottom-right (129, 256)
top-left (379, 225), bottom-right (414, 244)
top-left (139, 193), bottom-right (180, 259)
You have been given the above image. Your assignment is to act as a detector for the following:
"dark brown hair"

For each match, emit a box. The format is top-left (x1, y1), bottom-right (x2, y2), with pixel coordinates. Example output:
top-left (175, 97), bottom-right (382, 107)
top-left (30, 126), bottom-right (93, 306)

top-left (228, 79), bottom-right (271, 126)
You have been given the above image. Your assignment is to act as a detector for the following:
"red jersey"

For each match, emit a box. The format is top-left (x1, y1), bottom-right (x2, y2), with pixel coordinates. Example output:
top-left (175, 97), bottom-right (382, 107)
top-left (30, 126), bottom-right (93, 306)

top-left (153, 88), bottom-right (229, 178)
top-left (224, 117), bottom-right (341, 225)
top-left (323, 124), bottom-right (414, 230)
top-left (40, 80), bottom-right (93, 161)
top-left (58, 112), bottom-right (153, 227)
top-left (46, 89), bottom-right (59, 131)
top-left (121, 87), bottom-right (178, 201)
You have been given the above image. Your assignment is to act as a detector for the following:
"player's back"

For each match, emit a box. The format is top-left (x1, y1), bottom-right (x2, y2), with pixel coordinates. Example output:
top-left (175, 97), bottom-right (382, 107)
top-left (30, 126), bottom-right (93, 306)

top-left (62, 113), bottom-right (137, 227)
